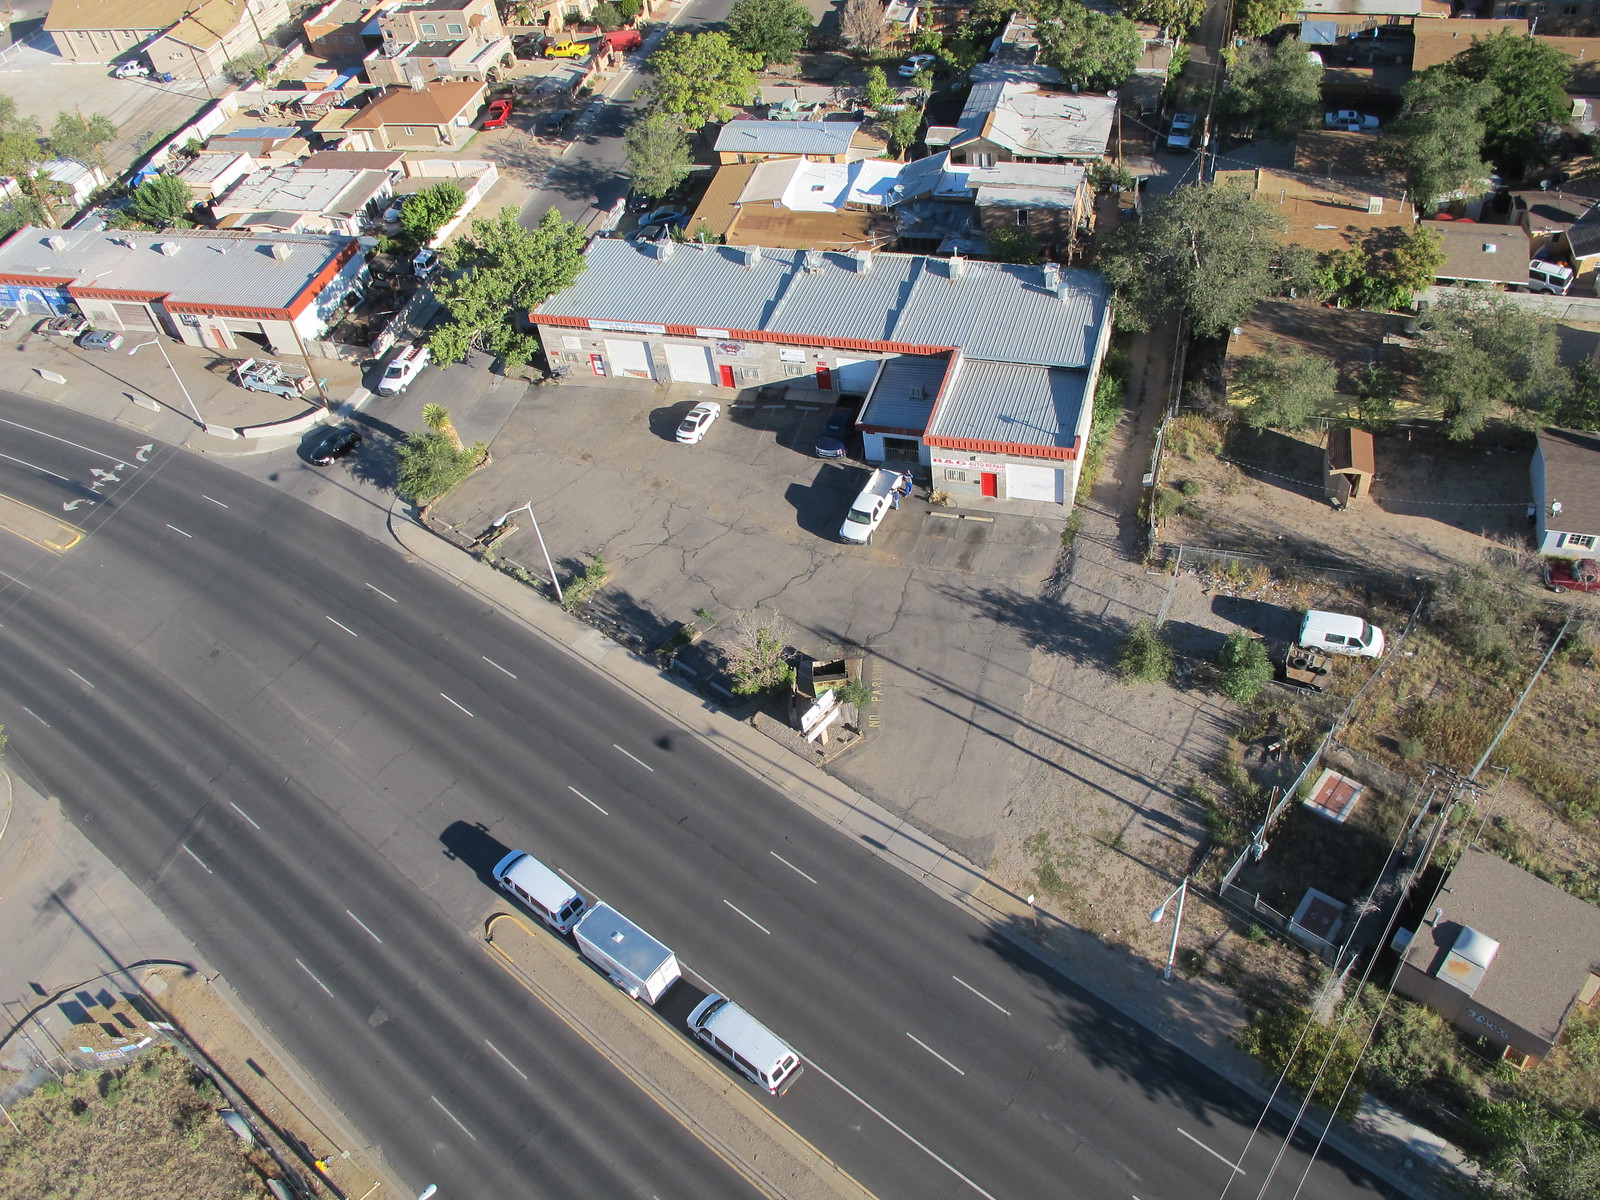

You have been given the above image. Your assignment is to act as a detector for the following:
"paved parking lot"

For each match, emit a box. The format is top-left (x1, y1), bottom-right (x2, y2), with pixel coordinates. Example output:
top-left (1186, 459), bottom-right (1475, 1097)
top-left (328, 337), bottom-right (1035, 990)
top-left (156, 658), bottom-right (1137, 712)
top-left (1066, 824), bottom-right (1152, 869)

top-left (435, 377), bottom-right (1070, 861)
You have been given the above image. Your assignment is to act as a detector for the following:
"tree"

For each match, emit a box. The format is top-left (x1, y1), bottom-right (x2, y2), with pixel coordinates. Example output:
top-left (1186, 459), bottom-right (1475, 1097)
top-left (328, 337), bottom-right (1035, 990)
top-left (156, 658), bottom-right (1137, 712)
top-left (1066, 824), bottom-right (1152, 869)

top-left (427, 206), bottom-right (588, 368)
top-left (841, 0), bottom-right (885, 52)
top-left (880, 104), bottom-right (924, 156)
top-left (1034, 0), bottom-right (1141, 91)
top-left (1216, 631), bottom-right (1272, 704)
top-left (0, 106), bottom-right (62, 227)
top-left (49, 111), bottom-right (117, 170)
top-left (1446, 28), bottom-right (1571, 172)
top-left (1353, 364), bottom-right (1401, 431)
top-left (422, 403), bottom-right (464, 454)
top-left (641, 32), bottom-right (761, 130)
top-left (1314, 226), bottom-right (1444, 311)
top-left (1471, 1098), bottom-right (1600, 1200)
top-left (726, 609), bottom-right (796, 695)
top-left (623, 111), bottom-right (693, 202)
top-left (1119, 621), bottom-right (1174, 683)
top-left (1234, 0), bottom-right (1283, 39)
top-left (0, 195), bottom-right (46, 238)
top-left (1232, 342), bottom-right (1336, 429)
top-left (400, 180), bottom-right (465, 248)
top-left (128, 174), bottom-right (194, 229)
top-left (1561, 360), bottom-right (1600, 431)
top-left (395, 431), bottom-right (480, 512)
top-left (862, 66), bottom-right (896, 112)
top-left (1388, 69), bottom-right (1492, 213)
top-left (1414, 290), bottom-right (1568, 439)
top-left (618, 0), bottom-right (642, 20)
top-left (726, 0), bottom-right (812, 67)
top-left (985, 225), bottom-right (1040, 264)
top-left (1223, 38), bottom-right (1322, 139)
top-left (1098, 182), bottom-right (1289, 336)
top-left (1120, 0), bottom-right (1204, 34)
top-left (592, 1), bottom-right (623, 31)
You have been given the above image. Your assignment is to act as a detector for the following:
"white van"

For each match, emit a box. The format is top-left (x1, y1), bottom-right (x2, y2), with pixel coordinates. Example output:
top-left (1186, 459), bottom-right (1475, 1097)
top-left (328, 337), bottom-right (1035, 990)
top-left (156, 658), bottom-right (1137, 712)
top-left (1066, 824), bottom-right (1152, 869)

top-left (492, 850), bottom-right (586, 934)
top-left (377, 343), bottom-right (430, 395)
top-left (687, 994), bottom-right (802, 1095)
top-left (1528, 258), bottom-right (1574, 295)
top-left (1298, 610), bottom-right (1385, 659)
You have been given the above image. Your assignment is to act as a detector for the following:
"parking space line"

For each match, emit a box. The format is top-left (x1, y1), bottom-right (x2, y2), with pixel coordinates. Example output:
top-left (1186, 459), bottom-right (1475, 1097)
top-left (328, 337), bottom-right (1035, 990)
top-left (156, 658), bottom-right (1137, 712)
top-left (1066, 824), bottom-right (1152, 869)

top-left (228, 802), bottom-right (261, 830)
top-left (482, 655), bottom-right (517, 678)
top-left (906, 1032), bottom-right (965, 1076)
top-left (165, 524), bottom-right (192, 538)
top-left (202, 495), bottom-right (229, 508)
top-left (67, 668), bottom-right (95, 688)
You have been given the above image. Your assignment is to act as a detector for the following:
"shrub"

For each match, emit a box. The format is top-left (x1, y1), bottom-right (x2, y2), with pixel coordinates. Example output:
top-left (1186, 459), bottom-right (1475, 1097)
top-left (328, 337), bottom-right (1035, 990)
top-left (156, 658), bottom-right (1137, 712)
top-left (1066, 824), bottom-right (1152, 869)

top-left (561, 554), bottom-right (609, 612)
top-left (1216, 630), bottom-right (1273, 704)
top-left (1152, 486), bottom-right (1183, 523)
top-left (1430, 563), bottom-right (1539, 674)
top-left (1178, 477), bottom-right (1203, 497)
top-left (838, 677), bottom-right (874, 707)
top-left (1119, 620), bottom-right (1174, 683)
top-left (1236, 1004), bottom-right (1368, 1119)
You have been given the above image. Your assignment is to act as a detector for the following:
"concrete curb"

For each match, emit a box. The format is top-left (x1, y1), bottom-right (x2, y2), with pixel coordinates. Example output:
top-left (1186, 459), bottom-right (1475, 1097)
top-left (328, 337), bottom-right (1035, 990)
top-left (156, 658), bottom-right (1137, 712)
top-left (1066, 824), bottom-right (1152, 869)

top-left (383, 500), bottom-right (1477, 1200)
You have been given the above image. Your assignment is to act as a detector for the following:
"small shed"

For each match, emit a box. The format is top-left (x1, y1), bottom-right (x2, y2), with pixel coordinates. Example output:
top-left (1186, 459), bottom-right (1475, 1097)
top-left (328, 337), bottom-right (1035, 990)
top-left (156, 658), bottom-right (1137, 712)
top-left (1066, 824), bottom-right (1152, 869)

top-left (1325, 426), bottom-right (1375, 506)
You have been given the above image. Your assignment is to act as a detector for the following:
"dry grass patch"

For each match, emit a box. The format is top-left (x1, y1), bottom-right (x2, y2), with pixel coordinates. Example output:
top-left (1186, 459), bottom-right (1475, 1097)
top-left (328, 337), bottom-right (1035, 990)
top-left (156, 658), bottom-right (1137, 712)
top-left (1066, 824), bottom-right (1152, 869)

top-left (0, 1045), bottom-right (277, 1200)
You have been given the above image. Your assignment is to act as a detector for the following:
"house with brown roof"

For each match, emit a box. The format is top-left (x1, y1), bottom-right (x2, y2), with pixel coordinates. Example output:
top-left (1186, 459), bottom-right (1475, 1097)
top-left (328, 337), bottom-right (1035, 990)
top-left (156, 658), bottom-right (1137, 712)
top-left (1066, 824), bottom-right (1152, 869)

top-left (1532, 427), bottom-right (1600, 558)
top-left (364, 0), bottom-right (511, 85)
top-left (1395, 848), bottom-right (1600, 1067)
top-left (1511, 177), bottom-right (1600, 258)
top-left (1487, 0), bottom-right (1598, 35)
top-left (302, 0), bottom-right (385, 59)
top-left (1425, 220), bottom-right (1529, 287)
top-left (341, 81), bottom-right (486, 150)
top-left (1409, 17), bottom-right (1530, 73)
top-left (1213, 167), bottom-right (1416, 255)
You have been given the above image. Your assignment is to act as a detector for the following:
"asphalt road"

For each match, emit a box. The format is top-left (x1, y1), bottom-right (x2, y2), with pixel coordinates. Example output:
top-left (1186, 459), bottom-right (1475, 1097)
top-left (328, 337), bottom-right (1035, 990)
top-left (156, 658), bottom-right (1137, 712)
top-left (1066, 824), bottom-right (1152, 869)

top-left (0, 391), bottom-right (1397, 1200)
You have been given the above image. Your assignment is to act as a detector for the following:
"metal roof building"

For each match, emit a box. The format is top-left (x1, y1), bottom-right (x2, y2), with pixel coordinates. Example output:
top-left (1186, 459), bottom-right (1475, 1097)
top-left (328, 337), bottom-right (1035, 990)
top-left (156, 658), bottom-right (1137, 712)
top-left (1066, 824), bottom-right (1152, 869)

top-left (534, 240), bottom-right (1112, 512)
top-left (713, 120), bottom-right (860, 162)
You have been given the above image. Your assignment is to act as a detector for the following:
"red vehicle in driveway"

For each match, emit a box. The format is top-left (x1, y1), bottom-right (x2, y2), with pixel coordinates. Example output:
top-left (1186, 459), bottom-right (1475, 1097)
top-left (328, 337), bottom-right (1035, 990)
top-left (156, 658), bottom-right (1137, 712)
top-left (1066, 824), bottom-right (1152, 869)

top-left (603, 28), bottom-right (642, 52)
top-left (482, 98), bottom-right (513, 128)
top-left (1544, 558), bottom-right (1600, 593)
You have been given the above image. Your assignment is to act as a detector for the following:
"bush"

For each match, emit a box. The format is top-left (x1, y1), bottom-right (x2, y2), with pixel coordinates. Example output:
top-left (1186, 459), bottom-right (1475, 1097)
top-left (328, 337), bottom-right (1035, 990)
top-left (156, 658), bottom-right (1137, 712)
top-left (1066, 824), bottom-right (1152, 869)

top-left (1119, 620), bottom-right (1174, 683)
top-left (561, 554), bottom-right (608, 612)
top-left (395, 431), bottom-right (478, 507)
top-left (1152, 486), bottom-right (1183, 523)
top-left (838, 677), bottom-right (874, 707)
top-left (1216, 631), bottom-right (1272, 704)
top-left (1178, 477), bottom-right (1203, 497)
top-left (1431, 563), bottom-right (1539, 674)
top-left (1236, 1004), bottom-right (1368, 1120)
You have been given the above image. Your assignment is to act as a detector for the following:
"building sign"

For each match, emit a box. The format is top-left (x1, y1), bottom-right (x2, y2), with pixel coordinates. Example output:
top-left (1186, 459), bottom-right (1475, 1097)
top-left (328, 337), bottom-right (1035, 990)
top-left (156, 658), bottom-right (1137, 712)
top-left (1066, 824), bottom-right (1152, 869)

top-left (716, 341), bottom-right (746, 357)
top-left (1466, 1009), bottom-right (1512, 1041)
top-left (695, 328), bottom-right (731, 338)
top-left (589, 319), bottom-right (666, 335)
top-left (779, 348), bottom-right (806, 363)
top-left (931, 453), bottom-right (1007, 475)
top-left (561, 335), bottom-right (582, 350)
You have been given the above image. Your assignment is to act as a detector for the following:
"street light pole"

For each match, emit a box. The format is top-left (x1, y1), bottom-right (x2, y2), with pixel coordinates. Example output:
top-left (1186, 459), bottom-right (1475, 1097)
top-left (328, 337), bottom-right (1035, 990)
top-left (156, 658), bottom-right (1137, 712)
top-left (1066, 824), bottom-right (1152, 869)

top-left (1149, 877), bottom-right (1188, 983)
top-left (492, 500), bottom-right (563, 606)
top-left (128, 337), bottom-right (205, 428)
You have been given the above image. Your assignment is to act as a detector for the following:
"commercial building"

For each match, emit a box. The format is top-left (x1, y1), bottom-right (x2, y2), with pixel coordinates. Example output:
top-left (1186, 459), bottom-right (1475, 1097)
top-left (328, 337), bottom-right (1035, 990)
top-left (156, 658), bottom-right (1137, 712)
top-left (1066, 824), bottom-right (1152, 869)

top-left (532, 239), bottom-right (1112, 511)
top-left (0, 226), bottom-right (364, 357)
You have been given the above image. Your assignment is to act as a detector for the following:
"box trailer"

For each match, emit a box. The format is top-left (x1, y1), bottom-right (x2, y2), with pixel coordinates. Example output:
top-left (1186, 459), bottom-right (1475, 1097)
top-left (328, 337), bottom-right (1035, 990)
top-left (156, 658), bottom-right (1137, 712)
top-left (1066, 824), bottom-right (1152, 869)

top-left (571, 904), bottom-right (680, 1005)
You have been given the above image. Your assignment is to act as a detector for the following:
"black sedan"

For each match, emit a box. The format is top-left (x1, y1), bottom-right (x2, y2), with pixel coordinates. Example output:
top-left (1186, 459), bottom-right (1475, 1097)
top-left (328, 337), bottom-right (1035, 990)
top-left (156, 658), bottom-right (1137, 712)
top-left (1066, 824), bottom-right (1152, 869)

top-left (308, 424), bottom-right (361, 465)
top-left (815, 405), bottom-right (856, 459)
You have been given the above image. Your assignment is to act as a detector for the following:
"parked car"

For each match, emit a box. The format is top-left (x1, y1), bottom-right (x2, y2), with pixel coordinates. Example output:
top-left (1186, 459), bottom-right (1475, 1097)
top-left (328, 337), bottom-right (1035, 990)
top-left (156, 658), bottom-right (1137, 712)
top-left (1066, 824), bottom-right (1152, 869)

top-left (1324, 110), bottom-right (1379, 131)
top-left (629, 221), bottom-right (674, 243)
top-left (308, 424), bottom-right (362, 465)
top-left (676, 401), bottom-right (722, 444)
top-left (481, 98), bottom-right (513, 129)
top-left (38, 313), bottom-right (89, 337)
top-left (602, 28), bottom-right (642, 53)
top-left (642, 207), bottom-right (687, 228)
top-left (112, 61), bottom-right (150, 79)
top-left (1298, 610), bottom-right (1385, 658)
top-left (78, 329), bottom-right (125, 352)
top-left (1544, 558), bottom-right (1600, 593)
top-left (541, 109), bottom-right (574, 136)
top-left (412, 247), bottom-right (441, 280)
top-left (815, 405), bottom-right (855, 459)
top-left (898, 53), bottom-right (937, 78)
top-left (543, 38), bottom-right (592, 58)
top-left (1166, 112), bottom-right (1199, 151)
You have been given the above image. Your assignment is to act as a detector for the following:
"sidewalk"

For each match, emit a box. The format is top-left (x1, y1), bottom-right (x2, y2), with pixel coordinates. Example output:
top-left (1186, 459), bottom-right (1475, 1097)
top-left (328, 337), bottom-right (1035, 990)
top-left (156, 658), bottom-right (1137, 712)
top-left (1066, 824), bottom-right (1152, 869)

top-left (386, 504), bottom-right (1479, 1200)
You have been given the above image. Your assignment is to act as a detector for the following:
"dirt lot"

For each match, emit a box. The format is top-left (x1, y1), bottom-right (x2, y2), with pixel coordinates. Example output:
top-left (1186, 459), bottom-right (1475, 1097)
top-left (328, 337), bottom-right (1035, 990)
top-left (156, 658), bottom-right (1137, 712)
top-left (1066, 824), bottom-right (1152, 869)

top-left (1160, 417), bottom-right (1534, 578)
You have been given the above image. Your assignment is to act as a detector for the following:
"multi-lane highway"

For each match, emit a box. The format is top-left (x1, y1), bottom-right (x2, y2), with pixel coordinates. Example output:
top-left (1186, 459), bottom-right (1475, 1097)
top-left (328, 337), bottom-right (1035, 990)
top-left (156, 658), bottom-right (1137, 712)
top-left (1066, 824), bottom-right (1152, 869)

top-left (0, 393), bottom-right (1395, 1200)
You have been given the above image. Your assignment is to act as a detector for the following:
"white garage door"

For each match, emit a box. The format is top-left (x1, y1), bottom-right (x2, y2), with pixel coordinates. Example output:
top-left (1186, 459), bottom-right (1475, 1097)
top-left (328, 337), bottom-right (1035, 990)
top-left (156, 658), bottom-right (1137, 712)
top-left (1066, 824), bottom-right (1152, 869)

top-left (605, 338), bottom-right (656, 380)
top-left (663, 342), bottom-right (714, 384)
top-left (1005, 463), bottom-right (1063, 504)
top-left (834, 355), bottom-right (887, 395)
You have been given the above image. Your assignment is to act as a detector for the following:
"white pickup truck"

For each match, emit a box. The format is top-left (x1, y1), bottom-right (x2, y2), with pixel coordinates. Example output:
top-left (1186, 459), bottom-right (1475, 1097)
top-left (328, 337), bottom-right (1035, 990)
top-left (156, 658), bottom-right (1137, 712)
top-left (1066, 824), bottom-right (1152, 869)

top-left (377, 343), bottom-right (430, 395)
top-left (839, 467), bottom-right (905, 544)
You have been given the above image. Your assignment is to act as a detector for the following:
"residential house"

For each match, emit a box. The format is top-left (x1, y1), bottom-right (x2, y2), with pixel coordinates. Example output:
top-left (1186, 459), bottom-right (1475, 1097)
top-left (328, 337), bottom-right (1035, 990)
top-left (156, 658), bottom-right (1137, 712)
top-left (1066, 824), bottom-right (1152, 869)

top-left (1395, 848), bottom-right (1600, 1067)
top-left (884, 0), bottom-right (919, 36)
top-left (1486, 0), bottom-right (1600, 35)
top-left (143, 0), bottom-right (291, 81)
top-left (1409, 17), bottom-right (1530, 73)
top-left (208, 165), bottom-right (394, 235)
top-left (176, 151), bottom-right (258, 203)
top-left (41, 159), bottom-right (107, 207)
top-left (303, 0), bottom-right (386, 59)
top-left (532, 240), bottom-right (1112, 511)
top-left (203, 126), bottom-right (311, 165)
top-left (1510, 177), bottom-right (1600, 260)
top-left (967, 161), bottom-right (1089, 258)
top-left (44, 0), bottom-right (187, 61)
top-left (1213, 166), bottom-right (1417, 256)
top-left (1532, 427), bottom-right (1600, 558)
top-left (687, 158), bottom-right (899, 250)
top-left (1425, 220), bottom-right (1530, 287)
top-left (341, 81), bottom-right (487, 150)
top-left (1537, 35), bottom-right (1600, 92)
top-left (365, 0), bottom-right (511, 84)
top-left (929, 64), bottom-right (1115, 167)
top-left (1293, 129), bottom-right (1392, 180)
top-left (0, 225), bottom-right (365, 356)
top-left (1556, 204), bottom-right (1600, 289)
top-left (712, 121), bottom-right (869, 165)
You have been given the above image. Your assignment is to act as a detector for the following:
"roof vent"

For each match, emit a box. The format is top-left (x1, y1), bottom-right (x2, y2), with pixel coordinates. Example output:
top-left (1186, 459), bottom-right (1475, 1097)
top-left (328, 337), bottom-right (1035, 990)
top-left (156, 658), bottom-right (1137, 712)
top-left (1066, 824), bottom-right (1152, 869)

top-left (853, 248), bottom-right (873, 272)
top-left (949, 253), bottom-right (967, 279)
top-left (1042, 262), bottom-right (1060, 290)
top-left (744, 244), bottom-right (763, 268)
top-left (155, 241), bottom-right (181, 256)
top-left (803, 249), bottom-right (824, 272)
top-left (45, 235), bottom-right (69, 251)
top-left (1367, 195), bottom-right (1383, 214)
top-left (1483, 242), bottom-right (1497, 253)
top-left (653, 237), bottom-right (676, 260)
top-left (268, 242), bottom-right (294, 260)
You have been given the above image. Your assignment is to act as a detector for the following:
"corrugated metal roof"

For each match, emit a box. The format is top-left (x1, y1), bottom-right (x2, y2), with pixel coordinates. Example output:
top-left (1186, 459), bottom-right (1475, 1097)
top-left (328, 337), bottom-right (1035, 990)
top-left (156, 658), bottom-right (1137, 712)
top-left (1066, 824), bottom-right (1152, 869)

top-left (538, 240), bottom-right (1108, 370)
top-left (0, 226), bottom-right (352, 311)
top-left (861, 354), bottom-right (947, 431)
top-left (927, 359), bottom-right (1088, 450)
top-left (713, 120), bottom-right (858, 157)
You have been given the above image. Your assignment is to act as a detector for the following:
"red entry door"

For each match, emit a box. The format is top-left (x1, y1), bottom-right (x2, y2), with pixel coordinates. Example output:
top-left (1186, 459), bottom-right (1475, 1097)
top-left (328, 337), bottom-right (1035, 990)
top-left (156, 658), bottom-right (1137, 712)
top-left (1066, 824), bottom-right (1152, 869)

top-left (980, 472), bottom-right (999, 497)
top-left (719, 364), bottom-right (736, 387)
top-left (816, 364), bottom-right (833, 390)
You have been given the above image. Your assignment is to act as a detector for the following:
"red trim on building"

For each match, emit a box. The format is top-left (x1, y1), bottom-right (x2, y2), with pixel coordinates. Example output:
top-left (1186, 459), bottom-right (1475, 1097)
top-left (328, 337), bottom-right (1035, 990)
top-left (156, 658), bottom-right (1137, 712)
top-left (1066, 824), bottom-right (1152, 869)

top-left (0, 273), bottom-right (74, 287)
top-left (165, 301), bottom-right (294, 320)
top-left (924, 435), bottom-right (1080, 461)
top-left (71, 288), bottom-right (168, 302)
top-left (287, 239), bottom-right (360, 320)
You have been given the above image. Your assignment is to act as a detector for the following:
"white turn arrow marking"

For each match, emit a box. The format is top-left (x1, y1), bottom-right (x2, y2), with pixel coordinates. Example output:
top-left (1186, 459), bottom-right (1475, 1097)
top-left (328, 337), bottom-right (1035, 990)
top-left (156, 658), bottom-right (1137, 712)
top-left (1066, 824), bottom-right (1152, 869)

top-left (136, 444), bottom-right (154, 462)
top-left (62, 500), bottom-right (87, 511)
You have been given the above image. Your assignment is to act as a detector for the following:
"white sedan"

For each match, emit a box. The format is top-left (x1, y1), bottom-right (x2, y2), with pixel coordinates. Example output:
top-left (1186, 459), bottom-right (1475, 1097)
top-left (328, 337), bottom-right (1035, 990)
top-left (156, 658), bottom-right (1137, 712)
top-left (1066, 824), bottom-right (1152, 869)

top-left (898, 54), bottom-right (937, 78)
top-left (675, 401), bottom-right (722, 444)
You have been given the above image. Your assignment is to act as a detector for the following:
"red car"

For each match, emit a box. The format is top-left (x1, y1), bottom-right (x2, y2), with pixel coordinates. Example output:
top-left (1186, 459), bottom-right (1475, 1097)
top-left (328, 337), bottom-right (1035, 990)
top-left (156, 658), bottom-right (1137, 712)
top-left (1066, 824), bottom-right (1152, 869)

top-left (482, 98), bottom-right (513, 129)
top-left (1544, 558), bottom-right (1600, 593)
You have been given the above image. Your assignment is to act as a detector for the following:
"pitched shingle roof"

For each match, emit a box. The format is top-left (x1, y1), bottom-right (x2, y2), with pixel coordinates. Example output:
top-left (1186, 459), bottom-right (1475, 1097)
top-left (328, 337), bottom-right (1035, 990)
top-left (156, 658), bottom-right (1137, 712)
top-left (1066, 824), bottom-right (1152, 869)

top-left (346, 81), bottom-right (485, 128)
top-left (1537, 427), bottom-right (1600, 533)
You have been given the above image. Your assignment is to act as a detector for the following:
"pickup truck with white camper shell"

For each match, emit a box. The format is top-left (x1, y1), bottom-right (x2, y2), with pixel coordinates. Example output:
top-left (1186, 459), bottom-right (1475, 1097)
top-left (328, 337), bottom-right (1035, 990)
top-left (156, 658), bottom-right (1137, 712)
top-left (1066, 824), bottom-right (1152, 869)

top-left (571, 904), bottom-right (681, 1005)
top-left (839, 467), bottom-right (904, 544)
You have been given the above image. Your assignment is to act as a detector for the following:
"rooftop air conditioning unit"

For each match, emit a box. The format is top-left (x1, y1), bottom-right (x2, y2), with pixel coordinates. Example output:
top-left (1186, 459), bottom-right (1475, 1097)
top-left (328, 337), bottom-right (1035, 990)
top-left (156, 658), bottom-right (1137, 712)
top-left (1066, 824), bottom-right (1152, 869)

top-left (268, 242), bottom-right (294, 260)
top-left (45, 235), bottom-right (69, 251)
top-left (155, 241), bottom-right (180, 256)
top-left (1367, 195), bottom-right (1383, 214)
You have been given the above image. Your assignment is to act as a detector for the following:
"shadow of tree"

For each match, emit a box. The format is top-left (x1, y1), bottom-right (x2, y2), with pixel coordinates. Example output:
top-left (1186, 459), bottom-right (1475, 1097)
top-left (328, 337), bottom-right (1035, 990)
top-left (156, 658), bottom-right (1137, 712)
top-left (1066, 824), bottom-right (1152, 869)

top-left (927, 577), bottom-right (1126, 669)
